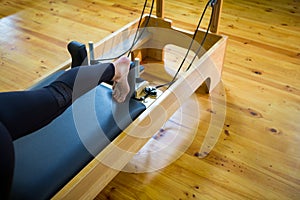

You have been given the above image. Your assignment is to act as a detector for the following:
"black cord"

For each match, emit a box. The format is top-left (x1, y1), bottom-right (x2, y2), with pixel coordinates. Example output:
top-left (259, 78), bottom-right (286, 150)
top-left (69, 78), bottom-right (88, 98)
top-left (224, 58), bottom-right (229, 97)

top-left (127, 0), bottom-right (155, 57)
top-left (185, 4), bottom-right (215, 71)
top-left (155, 0), bottom-right (216, 89)
top-left (126, 0), bottom-right (148, 57)
top-left (133, 86), bottom-right (157, 101)
top-left (94, 0), bottom-right (154, 62)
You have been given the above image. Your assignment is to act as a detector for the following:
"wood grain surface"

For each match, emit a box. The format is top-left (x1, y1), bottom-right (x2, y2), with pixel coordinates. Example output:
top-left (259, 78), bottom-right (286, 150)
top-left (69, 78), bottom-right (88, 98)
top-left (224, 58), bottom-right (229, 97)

top-left (0, 0), bottom-right (299, 199)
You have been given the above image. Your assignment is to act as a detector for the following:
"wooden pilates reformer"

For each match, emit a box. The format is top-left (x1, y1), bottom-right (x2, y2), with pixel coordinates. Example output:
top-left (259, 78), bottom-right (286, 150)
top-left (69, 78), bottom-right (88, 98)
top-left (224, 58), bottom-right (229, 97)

top-left (14, 0), bottom-right (227, 199)
top-left (54, 0), bottom-right (227, 199)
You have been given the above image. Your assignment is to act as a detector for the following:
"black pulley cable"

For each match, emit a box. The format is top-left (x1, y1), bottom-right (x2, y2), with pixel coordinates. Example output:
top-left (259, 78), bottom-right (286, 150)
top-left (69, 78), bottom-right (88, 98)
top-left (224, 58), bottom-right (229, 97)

top-left (128, 0), bottom-right (148, 58)
top-left (94, 0), bottom-right (154, 62)
top-left (129, 0), bottom-right (218, 101)
top-left (127, 0), bottom-right (155, 57)
top-left (155, 0), bottom-right (217, 89)
top-left (186, 4), bottom-right (215, 71)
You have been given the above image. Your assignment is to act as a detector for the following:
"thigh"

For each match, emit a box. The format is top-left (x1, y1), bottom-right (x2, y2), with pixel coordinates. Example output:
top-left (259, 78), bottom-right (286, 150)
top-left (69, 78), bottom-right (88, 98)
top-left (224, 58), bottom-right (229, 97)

top-left (0, 88), bottom-right (62, 140)
top-left (0, 122), bottom-right (14, 199)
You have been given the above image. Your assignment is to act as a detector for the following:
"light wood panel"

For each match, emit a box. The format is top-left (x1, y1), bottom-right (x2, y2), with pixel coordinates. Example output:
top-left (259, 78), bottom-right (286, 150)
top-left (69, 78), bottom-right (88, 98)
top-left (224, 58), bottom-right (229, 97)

top-left (1, 0), bottom-right (299, 199)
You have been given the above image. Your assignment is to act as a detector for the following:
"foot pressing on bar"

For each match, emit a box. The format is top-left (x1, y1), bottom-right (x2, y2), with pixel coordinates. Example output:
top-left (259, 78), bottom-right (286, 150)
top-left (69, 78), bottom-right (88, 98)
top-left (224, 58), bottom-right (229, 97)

top-left (112, 57), bottom-right (130, 103)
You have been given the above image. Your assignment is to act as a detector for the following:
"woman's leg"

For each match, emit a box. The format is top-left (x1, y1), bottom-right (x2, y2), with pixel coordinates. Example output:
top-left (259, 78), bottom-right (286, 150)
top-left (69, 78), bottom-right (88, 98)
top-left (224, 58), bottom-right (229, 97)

top-left (0, 57), bottom-right (130, 141)
top-left (0, 57), bottom-right (130, 198)
top-left (0, 122), bottom-right (14, 200)
top-left (0, 63), bottom-right (113, 198)
top-left (56, 57), bottom-right (130, 103)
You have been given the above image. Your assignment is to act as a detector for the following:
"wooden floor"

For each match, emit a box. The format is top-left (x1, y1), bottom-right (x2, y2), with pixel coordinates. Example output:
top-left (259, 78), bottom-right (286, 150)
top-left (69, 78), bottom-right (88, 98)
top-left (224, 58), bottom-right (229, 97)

top-left (1, 0), bottom-right (299, 199)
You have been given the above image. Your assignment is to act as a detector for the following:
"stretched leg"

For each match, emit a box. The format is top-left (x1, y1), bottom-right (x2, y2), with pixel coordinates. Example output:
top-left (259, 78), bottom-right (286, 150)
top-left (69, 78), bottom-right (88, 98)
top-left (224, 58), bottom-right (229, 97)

top-left (0, 57), bottom-right (130, 199)
top-left (0, 57), bottom-right (130, 140)
top-left (0, 123), bottom-right (14, 200)
top-left (54, 57), bottom-right (130, 102)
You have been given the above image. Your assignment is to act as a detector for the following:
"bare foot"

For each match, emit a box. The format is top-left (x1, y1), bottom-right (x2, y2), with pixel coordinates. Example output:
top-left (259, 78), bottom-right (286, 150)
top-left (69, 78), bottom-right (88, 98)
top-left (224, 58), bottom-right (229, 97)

top-left (112, 57), bottom-right (130, 103)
